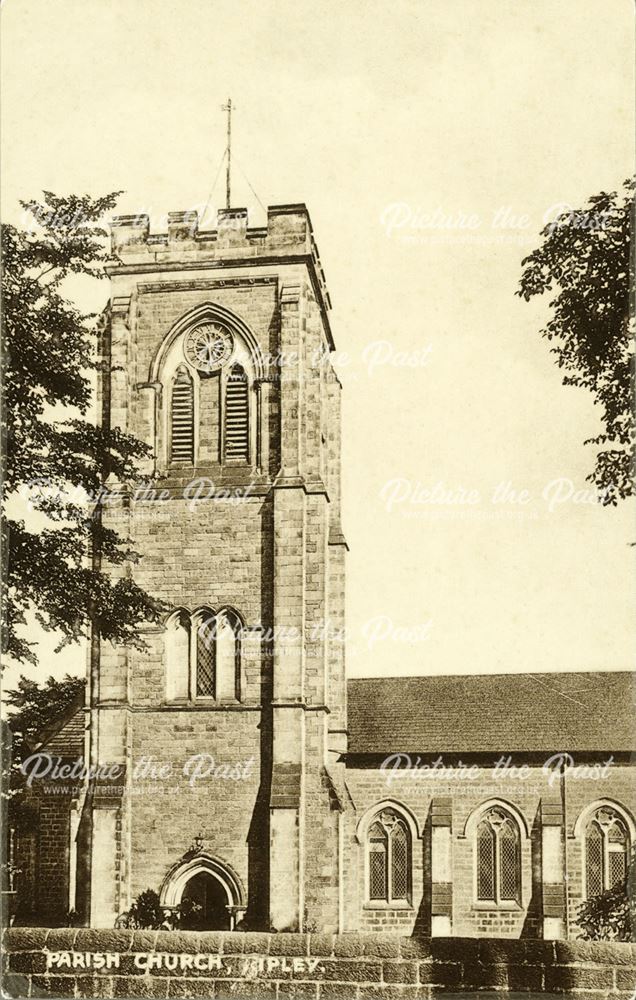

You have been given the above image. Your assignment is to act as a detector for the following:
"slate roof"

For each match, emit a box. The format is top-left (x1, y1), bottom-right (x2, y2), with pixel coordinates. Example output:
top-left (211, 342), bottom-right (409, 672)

top-left (346, 671), bottom-right (635, 755)
top-left (35, 701), bottom-right (86, 759)
top-left (43, 708), bottom-right (86, 757)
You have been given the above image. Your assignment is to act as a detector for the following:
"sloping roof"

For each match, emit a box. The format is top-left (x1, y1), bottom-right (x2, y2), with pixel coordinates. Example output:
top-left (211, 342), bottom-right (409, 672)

top-left (346, 671), bottom-right (635, 755)
top-left (42, 708), bottom-right (86, 758)
top-left (35, 697), bottom-right (86, 760)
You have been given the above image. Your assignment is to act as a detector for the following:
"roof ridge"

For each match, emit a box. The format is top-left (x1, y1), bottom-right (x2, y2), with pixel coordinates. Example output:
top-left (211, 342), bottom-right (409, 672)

top-left (347, 670), bottom-right (633, 683)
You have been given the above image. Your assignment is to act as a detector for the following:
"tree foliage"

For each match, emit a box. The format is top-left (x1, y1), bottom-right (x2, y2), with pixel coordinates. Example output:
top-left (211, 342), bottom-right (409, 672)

top-left (518, 178), bottom-right (634, 504)
top-left (2, 192), bottom-right (166, 665)
top-left (4, 673), bottom-right (86, 771)
top-left (116, 888), bottom-right (201, 930)
top-left (577, 848), bottom-right (635, 941)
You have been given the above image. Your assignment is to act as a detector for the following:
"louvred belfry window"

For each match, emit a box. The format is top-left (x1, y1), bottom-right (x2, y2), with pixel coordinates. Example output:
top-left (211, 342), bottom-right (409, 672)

top-left (366, 809), bottom-right (411, 904)
top-left (585, 807), bottom-right (630, 898)
top-left (475, 808), bottom-right (521, 905)
top-left (224, 363), bottom-right (249, 462)
top-left (170, 366), bottom-right (194, 462)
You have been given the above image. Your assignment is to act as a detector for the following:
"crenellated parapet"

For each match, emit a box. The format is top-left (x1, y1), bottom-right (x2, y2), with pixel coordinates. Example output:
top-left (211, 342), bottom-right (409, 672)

top-left (108, 204), bottom-right (332, 316)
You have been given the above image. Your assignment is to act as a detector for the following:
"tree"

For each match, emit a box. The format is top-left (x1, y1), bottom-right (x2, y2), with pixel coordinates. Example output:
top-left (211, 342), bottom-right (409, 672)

top-left (4, 674), bottom-right (86, 772)
top-left (577, 848), bottom-right (635, 941)
top-left (2, 674), bottom-right (87, 924)
top-left (1, 192), bottom-right (165, 666)
top-left (518, 177), bottom-right (634, 505)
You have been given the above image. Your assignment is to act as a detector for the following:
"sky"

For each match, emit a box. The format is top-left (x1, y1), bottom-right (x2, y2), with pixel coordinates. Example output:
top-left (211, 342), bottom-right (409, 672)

top-left (1, 0), bottom-right (634, 689)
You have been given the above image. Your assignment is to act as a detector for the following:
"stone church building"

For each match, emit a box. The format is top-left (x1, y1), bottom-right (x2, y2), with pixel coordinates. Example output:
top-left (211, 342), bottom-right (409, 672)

top-left (11, 204), bottom-right (635, 941)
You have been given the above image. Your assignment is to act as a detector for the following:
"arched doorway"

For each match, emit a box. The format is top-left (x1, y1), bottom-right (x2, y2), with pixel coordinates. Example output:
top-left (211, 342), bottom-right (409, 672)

top-left (181, 871), bottom-right (230, 930)
top-left (160, 853), bottom-right (246, 930)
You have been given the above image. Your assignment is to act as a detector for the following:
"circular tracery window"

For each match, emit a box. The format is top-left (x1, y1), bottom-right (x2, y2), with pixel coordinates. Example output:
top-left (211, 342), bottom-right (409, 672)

top-left (184, 322), bottom-right (233, 372)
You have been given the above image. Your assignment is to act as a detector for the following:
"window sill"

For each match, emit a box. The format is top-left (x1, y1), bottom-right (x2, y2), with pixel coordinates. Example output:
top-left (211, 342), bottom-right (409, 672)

top-left (155, 465), bottom-right (269, 489)
top-left (160, 701), bottom-right (260, 711)
top-left (471, 901), bottom-right (523, 912)
top-left (363, 902), bottom-right (414, 912)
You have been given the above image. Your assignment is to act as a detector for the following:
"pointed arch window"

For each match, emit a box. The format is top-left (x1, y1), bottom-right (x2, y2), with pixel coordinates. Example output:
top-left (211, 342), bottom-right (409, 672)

top-left (215, 610), bottom-right (240, 700)
top-left (224, 364), bottom-right (249, 462)
top-left (585, 807), bottom-right (629, 898)
top-left (366, 808), bottom-right (411, 905)
top-left (165, 611), bottom-right (190, 701)
top-left (170, 366), bottom-right (194, 463)
top-left (475, 807), bottom-right (521, 904)
top-left (194, 611), bottom-right (216, 698)
top-left (165, 608), bottom-right (242, 702)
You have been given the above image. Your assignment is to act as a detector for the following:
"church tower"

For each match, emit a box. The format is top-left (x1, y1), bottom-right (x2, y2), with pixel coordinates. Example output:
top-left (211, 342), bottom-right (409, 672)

top-left (83, 205), bottom-right (348, 932)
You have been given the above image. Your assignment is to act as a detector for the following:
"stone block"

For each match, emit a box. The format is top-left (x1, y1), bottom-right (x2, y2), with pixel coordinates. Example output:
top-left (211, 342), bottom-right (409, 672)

top-left (362, 935), bottom-right (400, 958)
top-left (197, 931), bottom-right (224, 954)
top-left (478, 938), bottom-right (529, 965)
top-left (154, 931), bottom-right (202, 954)
top-left (358, 988), bottom-right (430, 1000)
top-left (1, 972), bottom-right (29, 999)
top-left (544, 964), bottom-right (613, 992)
top-left (278, 982), bottom-right (318, 999)
top-left (461, 960), bottom-right (508, 990)
top-left (75, 976), bottom-right (117, 998)
top-left (31, 974), bottom-right (76, 998)
top-left (221, 934), bottom-right (245, 954)
top-left (167, 979), bottom-right (218, 997)
top-left (555, 939), bottom-right (636, 967)
top-left (118, 955), bottom-right (152, 976)
top-left (308, 959), bottom-right (382, 982)
top-left (268, 932), bottom-right (308, 955)
top-left (318, 984), bottom-right (360, 1000)
top-left (616, 967), bottom-right (636, 992)
top-left (217, 956), bottom-right (281, 980)
top-left (240, 933), bottom-right (271, 954)
top-left (5, 929), bottom-right (49, 952)
top-left (216, 981), bottom-right (276, 1000)
top-left (507, 963), bottom-right (544, 992)
top-left (74, 929), bottom-right (132, 953)
top-left (399, 939), bottom-right (432, 961)
top-left (130, 931), bottom-right (159, 952)
top-left (309, 934), bottom-right (335, 956)
top-left (8, 952), bottom-right (47, 974)
top-left (417, 961), bottom-right (462, 987)
top-left (112, 976), bottom-right (169, 997)
top-left (429, 937), bottom-right (479, 963)
top-left (333, 936), bottom-right (364, 958)
top-left (383, 960), bottom-right (418, 983)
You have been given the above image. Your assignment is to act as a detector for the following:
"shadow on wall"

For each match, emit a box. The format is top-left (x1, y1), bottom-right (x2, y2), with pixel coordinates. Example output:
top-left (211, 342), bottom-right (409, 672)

top-left (243, 496), bottom-right (275, 929)
top-left (521, 802), bottom-right (544, 939)
top-left (415, 806), bottom-right (432, 937)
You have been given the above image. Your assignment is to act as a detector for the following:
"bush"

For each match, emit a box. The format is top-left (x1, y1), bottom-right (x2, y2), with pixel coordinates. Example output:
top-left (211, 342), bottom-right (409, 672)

top-left (577, 850), bottom-right (635, 941)
top-left (119, 889), bottom-right (165, 929)
top-left (116, 888), bottom-right (201, 930)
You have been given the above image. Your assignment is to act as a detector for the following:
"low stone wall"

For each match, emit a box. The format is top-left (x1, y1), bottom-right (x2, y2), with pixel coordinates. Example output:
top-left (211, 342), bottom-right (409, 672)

top-left (2, 928), bottom-right (635, 999)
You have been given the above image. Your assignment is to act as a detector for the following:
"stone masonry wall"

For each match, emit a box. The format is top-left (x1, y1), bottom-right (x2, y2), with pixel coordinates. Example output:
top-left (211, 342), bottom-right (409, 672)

top-left (563, 770), bottom-right (636, 934)
top-left (342, 761), bottom-right (636, 938)
top-left (87, 204), bottom-right (347, 931)
top-left (4, 928), bottom-right (636, 999)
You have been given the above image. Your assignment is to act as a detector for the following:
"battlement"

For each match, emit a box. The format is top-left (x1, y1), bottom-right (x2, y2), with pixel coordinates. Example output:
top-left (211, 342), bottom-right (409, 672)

top-left (108, 204), bottom-right (331, 310)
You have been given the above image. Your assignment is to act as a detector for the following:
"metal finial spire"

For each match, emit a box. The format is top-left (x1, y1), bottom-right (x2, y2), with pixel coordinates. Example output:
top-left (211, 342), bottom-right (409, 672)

top-left (221, 98), bottom-right (233, 209)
